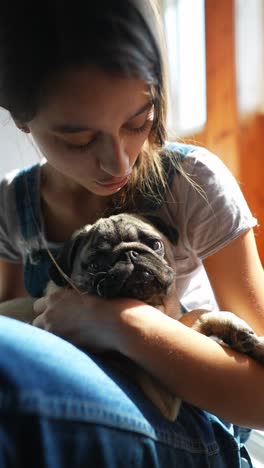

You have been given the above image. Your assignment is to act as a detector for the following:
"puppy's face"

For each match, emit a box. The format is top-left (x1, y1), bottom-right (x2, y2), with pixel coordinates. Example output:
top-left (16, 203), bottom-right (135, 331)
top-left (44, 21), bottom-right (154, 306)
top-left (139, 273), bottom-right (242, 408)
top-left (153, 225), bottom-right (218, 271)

top-left (50, 214), bottom-right (177, 306)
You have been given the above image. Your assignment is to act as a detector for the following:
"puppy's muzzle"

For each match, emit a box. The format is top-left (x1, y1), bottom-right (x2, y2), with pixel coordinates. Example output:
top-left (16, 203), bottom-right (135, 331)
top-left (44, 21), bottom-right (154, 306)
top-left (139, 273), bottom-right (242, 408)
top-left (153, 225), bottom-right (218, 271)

top-left (95, 248), bottom-right (175, 303)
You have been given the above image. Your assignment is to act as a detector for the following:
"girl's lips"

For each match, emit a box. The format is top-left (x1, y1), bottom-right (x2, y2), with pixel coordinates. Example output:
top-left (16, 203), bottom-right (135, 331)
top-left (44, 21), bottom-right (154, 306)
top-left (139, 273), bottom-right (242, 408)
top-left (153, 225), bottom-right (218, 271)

top-left (95, 174), bottom-right (130, 189)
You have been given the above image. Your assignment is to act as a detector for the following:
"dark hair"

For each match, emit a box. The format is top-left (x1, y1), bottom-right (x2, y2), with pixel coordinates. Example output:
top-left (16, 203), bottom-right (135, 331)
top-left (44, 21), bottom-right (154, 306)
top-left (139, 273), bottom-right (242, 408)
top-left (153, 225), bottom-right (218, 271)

top-left (0, 1), bottom-right (166, 140)
top-left (0, 0), bottom-right (173, 208)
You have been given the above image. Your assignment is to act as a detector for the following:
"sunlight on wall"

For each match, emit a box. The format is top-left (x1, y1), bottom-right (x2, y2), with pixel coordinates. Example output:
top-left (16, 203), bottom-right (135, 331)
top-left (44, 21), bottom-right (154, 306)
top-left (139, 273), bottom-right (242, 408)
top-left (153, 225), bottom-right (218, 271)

top-left (163, 0), bottom-right (206, 137)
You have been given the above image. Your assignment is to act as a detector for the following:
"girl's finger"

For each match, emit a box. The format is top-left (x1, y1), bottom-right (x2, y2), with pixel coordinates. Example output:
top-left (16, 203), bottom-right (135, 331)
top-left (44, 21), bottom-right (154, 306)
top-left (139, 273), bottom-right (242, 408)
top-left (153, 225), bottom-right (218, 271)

top-left (33, 297), bottom-right (48, 316)
top-left (32, 313), bottom-right (45, 329)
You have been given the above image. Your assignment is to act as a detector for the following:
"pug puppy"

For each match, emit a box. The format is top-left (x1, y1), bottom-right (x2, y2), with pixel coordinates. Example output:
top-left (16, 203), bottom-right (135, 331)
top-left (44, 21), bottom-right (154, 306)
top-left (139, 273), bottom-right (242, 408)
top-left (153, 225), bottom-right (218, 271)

top-left (48, 213), bottom-right (181, 315)
top-left (46, 213), bottom-right (264, 420)
top-left (1, 213), bottom-right (263, 420)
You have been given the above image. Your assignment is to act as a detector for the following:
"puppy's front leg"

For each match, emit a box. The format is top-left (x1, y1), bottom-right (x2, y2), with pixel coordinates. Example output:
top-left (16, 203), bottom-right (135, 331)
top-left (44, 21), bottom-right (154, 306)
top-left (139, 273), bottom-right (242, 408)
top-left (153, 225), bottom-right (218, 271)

top-left (181, 310), bottom-right (264, 363)
top-left (249, 337), bottom-right (264, 364)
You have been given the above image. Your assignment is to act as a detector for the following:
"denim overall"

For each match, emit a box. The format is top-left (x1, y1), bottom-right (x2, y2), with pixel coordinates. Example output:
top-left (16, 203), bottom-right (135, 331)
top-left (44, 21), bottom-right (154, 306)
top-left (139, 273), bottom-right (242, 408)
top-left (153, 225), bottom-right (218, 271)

top-left (0, 143), bottom-right (253, 467)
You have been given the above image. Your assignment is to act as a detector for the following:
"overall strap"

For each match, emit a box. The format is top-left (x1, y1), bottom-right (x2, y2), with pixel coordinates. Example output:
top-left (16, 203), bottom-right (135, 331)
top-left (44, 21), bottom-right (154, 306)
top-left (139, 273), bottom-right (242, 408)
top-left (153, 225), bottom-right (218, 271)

top-left (14, 165), bottom-right (60, 297)
top-left (15, 164), bottom-right (42, 243)
top-left (164, 141), bottom-right (197, 156)
top-left (162, 141), bottom-right (197, 187)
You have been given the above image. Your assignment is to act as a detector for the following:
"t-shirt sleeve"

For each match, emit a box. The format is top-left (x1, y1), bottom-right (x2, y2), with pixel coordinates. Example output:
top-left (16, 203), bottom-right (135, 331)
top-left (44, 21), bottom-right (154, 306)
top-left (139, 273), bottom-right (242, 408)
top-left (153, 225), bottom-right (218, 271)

top-left (177, 147), bottom-right (257, 259)
top-left (0, 171), bottom-right (23, 263)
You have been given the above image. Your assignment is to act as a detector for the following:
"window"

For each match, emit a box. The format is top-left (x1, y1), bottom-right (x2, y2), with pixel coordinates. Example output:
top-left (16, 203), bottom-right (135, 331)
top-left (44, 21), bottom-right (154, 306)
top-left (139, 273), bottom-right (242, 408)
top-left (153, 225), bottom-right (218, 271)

top-left (162, 0), bottom-right (206, 136)
top-left (235, 0), bottom-right (264, 116)
top-left (0, 109), bottom-right (38, 179)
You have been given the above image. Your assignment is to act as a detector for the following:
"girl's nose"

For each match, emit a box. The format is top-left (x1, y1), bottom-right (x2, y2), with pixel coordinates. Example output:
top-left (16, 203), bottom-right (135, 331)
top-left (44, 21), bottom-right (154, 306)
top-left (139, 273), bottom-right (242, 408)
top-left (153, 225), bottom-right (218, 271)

top-left (99, 134), bottom-right (131, 177)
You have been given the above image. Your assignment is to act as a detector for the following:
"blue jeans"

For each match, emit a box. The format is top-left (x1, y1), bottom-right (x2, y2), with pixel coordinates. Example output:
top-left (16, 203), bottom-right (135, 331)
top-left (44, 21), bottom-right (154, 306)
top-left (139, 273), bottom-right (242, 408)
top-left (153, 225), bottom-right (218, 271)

top-left (0, 316), bottom-right (252, 467)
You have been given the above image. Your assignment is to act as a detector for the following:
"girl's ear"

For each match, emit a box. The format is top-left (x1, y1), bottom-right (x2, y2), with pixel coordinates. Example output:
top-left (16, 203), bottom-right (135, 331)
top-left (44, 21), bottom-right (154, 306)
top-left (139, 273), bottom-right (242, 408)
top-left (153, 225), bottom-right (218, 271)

top-left (48, 224), bottom-right (93, 287)
top-left (142, 214), bottom-right (179, 245)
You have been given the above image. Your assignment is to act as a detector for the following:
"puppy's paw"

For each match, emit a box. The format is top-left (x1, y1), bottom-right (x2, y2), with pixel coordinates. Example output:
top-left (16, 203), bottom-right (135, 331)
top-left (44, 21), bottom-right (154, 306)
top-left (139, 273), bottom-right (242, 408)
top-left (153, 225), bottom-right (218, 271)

top-left (194, 311), bottom-right (258, 354)
top-left (250, 337), bottom-right (264, 364)
top-left (225, 325), bottom-right (257, 353)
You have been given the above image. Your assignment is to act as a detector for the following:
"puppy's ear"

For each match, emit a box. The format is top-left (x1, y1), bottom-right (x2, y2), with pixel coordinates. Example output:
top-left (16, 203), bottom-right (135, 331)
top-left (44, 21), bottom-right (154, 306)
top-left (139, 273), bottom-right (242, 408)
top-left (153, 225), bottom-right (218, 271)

top-left (48, 236), bottom-right (84, 287)
top-left (49, 224), bottom-right (93, 286)
top-left (143, 214), bottom-right (179, 245)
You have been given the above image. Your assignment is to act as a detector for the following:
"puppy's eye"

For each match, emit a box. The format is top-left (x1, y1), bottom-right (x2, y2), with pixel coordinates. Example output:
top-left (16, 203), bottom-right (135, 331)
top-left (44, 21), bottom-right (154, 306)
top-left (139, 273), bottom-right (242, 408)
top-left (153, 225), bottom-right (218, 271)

top-left (81, 261), bottom-right (98, 271)
top-left (149, 239), bottom-right (164, 252)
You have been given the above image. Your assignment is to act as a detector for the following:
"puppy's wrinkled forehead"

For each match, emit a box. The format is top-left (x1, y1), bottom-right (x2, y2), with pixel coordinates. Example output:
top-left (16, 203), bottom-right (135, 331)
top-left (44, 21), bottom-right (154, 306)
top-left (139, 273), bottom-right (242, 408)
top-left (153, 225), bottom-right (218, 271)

top-left (80, 214), bottom-right (158, 255)
top-left (92, 215), bottom-right (154, 246)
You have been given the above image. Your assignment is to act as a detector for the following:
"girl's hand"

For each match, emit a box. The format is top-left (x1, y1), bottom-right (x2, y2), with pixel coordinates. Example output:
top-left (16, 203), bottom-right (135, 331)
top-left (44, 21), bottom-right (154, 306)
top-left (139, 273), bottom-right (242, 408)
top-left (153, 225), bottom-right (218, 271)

top-left (32, 289), bottom-right (143, 352)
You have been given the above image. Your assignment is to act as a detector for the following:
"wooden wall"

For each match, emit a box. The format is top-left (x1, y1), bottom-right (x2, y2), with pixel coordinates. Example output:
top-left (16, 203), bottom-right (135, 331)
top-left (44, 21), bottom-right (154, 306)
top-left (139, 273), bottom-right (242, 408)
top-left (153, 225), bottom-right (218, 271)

top-left (239, 115), bottom-right (264, 259)
top-left (189, 0), bottom-right (264, 262)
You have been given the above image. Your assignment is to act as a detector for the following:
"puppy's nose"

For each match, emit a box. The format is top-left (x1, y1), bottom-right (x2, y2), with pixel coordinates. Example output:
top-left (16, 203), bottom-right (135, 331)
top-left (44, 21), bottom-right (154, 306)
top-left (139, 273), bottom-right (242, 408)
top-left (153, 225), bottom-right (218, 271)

top-left (119, 250), bottom-right (139, 262)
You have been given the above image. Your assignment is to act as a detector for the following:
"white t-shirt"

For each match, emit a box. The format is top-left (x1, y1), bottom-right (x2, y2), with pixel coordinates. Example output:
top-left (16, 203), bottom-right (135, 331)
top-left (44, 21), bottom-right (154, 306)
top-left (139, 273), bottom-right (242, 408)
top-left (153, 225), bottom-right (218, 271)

top-left (0, 146), bottom-right (257, 311)
top-left (157, 147), bottom-right (257, 310)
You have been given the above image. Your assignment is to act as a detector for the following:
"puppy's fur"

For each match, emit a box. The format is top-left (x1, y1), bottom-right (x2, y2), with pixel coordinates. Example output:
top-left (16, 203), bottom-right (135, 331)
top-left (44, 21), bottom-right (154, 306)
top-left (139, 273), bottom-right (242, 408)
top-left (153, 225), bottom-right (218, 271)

top-left (1, 213), bottom-right (264, 420)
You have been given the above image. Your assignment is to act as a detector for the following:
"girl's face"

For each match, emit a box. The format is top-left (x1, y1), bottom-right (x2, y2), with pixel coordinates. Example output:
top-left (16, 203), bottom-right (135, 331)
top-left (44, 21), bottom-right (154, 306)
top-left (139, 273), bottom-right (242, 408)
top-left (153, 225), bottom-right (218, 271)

top-left (25, 67), bottom-right (154, 196)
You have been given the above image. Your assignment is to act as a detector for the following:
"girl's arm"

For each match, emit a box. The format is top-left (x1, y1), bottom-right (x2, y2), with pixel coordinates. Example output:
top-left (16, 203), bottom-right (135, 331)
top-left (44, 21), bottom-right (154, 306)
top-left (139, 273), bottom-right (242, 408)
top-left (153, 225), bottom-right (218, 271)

top-left (117, 304), bottom-right (264, 430)
top-left (0, 259), bottom-right (28, 300)
top-left (203, 229), bottom-right (264, 334)
top-left (34, 291), bottom-right (264, 429)
top-left (33, 228), bottom-right (264, 429)
top-left (0, 260), bottom-right (34, 321)
top-left (116, 225), bottom-right (264, 429)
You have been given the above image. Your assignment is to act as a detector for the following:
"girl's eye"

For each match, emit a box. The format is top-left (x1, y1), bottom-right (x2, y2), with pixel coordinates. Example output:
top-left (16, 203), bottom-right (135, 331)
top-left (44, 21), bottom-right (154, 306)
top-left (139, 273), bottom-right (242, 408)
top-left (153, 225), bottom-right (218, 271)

top-left (124, 107), bottom-right (154, 134)
top-left (63, 136), bottom-right (97, 152)
top-left (124, 118), bottom-right (152, 135)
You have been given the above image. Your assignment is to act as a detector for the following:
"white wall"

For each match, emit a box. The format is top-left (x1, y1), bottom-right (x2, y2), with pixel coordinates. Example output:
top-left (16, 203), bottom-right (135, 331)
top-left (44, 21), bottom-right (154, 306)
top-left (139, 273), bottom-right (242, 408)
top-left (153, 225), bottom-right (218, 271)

top-left (0, 109), bottom-right (39, 180)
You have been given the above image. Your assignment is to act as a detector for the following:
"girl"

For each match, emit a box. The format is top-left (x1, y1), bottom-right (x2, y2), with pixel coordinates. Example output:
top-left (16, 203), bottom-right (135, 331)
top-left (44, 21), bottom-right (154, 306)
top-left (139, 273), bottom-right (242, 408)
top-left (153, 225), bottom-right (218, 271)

top-left (0, 0), bottom-right (263, 466)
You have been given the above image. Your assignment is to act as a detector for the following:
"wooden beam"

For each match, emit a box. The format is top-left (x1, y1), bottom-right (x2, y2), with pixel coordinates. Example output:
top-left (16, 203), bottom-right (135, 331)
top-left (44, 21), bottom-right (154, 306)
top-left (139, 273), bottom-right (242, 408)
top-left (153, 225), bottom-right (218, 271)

top-left (182, 0), bottom-right (263, 263)
top-left (203, 0), bottom-right (240, 177)
top-left (239, 115), bottom-right (264, 261)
